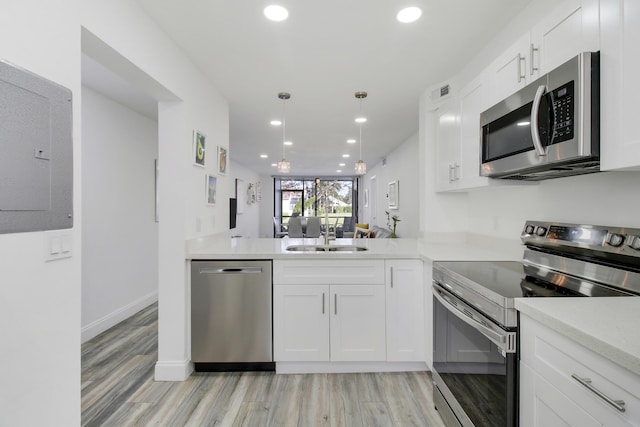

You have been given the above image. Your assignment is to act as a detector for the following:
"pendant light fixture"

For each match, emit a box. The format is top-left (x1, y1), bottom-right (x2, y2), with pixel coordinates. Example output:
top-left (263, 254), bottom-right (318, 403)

top-left (354, 91), bottom-right (368, 175)
top-left (277, 92), bottom-right (291, 173)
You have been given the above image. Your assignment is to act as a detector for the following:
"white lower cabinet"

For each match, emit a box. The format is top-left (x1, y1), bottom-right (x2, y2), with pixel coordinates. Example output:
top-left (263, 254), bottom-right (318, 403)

top-left (520, 314), bottom-right (640, 426)
top-left (274, 283), bottom-right (385, 362)
top-left (273, 259), bottom-right (424, 365)
top-left (386, 260), bottom-right (424, 362)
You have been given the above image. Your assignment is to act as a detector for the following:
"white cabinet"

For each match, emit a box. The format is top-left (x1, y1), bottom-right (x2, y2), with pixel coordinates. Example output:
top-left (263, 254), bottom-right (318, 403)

top-left (488, 32), bottom-right (533, 105)
top-left (520, 314), bottom-right (640, 427)
top-left (273, 260), bottom-right (386, 363)
top-left (487, 0), bottom-right (600, 107)
top-left (274, 284), bottom-right (329, 361)
top-left (330, 284), bottom-right (386, 361)
top-left (531, 0), bottom-right (600, 75)
top-left (600, 0), bottom-right (640, 170)
top-left (385, 260), bottom-right (424, 362)
top-left (435, 97), bottom-right (461, 192)
top-left (435, 74), bottom-right (515, 192)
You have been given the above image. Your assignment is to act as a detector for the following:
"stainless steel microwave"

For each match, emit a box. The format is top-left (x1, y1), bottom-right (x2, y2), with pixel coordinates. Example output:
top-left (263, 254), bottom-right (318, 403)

top-left (480, 52), bottom-right (600, 180)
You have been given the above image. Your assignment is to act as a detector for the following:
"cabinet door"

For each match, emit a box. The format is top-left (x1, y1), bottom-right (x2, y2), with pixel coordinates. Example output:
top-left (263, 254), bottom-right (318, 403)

top-left (457, 73), bottom-right (491, 190)
top-left (601, 0), bottom-right (640, 170)
top-left (386, 260), bottom-right (424, 362)
top-left (531, 0), bottom-right (600, 76)
top-left (520, 362), bottom-right (602, 427)
top-left (488, 32), bottom-right (531, 105)
top-left (330, 284), bottom-right (386, 362)
top-left (273, 285), bottom-right (329, 361)
top-left (435, 97), bottom-right (461, 192)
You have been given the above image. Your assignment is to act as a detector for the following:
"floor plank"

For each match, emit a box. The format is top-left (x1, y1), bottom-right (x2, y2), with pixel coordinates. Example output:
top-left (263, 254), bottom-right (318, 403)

top-left (81, 303), bottom-right (445, 426)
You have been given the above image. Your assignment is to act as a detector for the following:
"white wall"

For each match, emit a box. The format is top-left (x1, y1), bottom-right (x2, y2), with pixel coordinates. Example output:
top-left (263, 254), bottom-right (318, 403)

top-left (230, 160), bottom-right (261, 238)
top-left (0, 1), bottom-right (81, 426)
top-left (259, 175), bottom-right (275, 237)
top-left (361, 134), bottom-right (421, 237)
top-left (81, 87), bottom-right (159, 342)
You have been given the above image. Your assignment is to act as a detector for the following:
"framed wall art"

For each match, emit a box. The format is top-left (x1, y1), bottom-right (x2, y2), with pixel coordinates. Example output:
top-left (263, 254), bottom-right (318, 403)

top-left (217, 146), bottom-right (227, 175)
top-left (388, 180), bottom-right (399, 210)
top-left (193, 130), bottom-right (206, 167)
top-left (206, 174), bottom-right (217, 205)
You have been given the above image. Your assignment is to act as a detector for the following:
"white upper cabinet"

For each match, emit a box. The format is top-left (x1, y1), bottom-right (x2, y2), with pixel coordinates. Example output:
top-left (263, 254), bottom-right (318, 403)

top-left (531, 0), bottom-right (600, 75)
top-left (600, 0), bottom-right (640, 170)
top-left (488, 32), bottom-right (533, 105)
top-left (435, 97), bottom-right (461, 192)
top-left (488, 0), bottom-right (600, 107)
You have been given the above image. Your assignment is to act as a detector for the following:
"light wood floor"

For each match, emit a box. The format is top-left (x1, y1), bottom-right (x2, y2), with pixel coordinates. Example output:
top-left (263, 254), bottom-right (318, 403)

top-left (81, 303), bottom-right (445, 426)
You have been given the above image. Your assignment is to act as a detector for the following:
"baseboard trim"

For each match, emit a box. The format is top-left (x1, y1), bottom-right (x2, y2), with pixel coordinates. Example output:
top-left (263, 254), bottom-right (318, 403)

top-left (81, 291), bottom-right (158, 343)
top-left (155, 359), bottom-right (194, 381)
top-left (275, 361), bottom-right (427, 374)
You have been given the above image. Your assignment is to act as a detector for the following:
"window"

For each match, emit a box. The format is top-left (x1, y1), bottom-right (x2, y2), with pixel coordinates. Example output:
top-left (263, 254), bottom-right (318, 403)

top-left (274, 178), bottom-right (357, 233)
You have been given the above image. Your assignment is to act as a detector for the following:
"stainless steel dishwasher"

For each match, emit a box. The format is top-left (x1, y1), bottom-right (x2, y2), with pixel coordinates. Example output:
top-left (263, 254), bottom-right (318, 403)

top-left (191, 260), bottom-right (274, 371)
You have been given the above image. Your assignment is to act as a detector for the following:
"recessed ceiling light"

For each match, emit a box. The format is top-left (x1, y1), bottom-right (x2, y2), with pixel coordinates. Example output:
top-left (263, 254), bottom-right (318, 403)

top-left (284, 141), bottom-right (293, 146)
top-left (260, 154), bottom-right (268, 158)
top-left (347, 139), bottom-right (356, 144)
top-left (342, 154), bottom-right (350, 158)
top-left (271, 163), bottom-right (277, 167)
top-left (336, 170), bottom-right (342, 173)
top-left (339, 163), bottom-right (346, 167)
top-left (355, 117), bottom-right (367, 124)
top-left (270, 120), bottom-right (282, 126)
top-left (264, 5), bottom-right (288, 22)
top-left (397, 6), bottom-right (422, 23)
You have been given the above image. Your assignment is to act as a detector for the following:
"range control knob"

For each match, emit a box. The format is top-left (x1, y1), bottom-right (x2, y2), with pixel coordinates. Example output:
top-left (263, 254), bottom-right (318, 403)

top-left (606, 233), bottom-right (625, 247)
top-left (627, 235), bottom-right (640, 251)
top-left (535, 226), bottom-right (547, 237)
top-left (524, 225), bottom-right (535, 235)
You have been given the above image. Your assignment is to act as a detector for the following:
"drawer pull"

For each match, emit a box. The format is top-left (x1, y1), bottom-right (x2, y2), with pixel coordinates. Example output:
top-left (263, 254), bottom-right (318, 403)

top-left (571, 374), bottom-right (626, 413)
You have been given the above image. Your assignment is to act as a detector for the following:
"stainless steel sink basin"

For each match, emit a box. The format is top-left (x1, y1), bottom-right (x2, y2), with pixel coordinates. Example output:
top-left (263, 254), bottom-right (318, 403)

top-left (286, 244), bottom-right (367, 252)
top-left (285, 245), bottom-right (326, 252)
top-left (326, 246), bottom-right (368, 252)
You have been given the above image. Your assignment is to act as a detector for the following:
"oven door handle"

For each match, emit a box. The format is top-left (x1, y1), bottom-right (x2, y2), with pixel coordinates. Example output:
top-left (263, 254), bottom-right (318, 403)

top-left (433, 286), bottom-right (516, 354)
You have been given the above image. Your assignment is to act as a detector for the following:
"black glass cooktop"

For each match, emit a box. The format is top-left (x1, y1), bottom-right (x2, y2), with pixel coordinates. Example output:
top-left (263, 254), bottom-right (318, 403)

top-left (435, 260), bottom-right (629, 300)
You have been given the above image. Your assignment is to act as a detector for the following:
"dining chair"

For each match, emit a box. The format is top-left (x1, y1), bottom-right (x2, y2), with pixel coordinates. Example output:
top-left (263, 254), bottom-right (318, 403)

top-left (273, 217), bottom-right (287, 238)
top-left (287, 217), bottom-right (304, 238)
top-left (305, 217), bottom-right (321, 238)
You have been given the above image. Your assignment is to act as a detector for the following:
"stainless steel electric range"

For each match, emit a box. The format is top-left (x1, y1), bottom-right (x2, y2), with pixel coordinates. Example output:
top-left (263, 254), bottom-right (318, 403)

top-left (432, 220), bottom-right (640, 427)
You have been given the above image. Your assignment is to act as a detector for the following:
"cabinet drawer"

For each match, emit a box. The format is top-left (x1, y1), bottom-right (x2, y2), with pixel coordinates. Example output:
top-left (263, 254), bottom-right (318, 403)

top-left (521, 315), bottom-right (640, 425)
top-left (273, 260), bottom-right (385, 285)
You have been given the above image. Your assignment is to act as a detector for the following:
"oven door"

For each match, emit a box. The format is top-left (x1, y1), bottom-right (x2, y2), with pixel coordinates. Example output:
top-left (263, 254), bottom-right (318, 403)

top-left (432, 283), bottom-right (518, 427)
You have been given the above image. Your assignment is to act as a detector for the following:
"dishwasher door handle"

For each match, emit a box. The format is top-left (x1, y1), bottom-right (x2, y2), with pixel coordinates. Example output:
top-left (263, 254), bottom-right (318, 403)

top-left (199, 267), bottom-right (263, 274)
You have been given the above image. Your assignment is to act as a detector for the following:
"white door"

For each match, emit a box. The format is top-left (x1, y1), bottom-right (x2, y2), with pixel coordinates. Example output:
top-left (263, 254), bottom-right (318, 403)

top-left (273, 284), bottom-right (330, 361)
top-left (330, 284), bottom-right (386, 361)
top-left (386, 260), bottom-right (424, 362)
top-left (369, 175), bottom-right (377, 225)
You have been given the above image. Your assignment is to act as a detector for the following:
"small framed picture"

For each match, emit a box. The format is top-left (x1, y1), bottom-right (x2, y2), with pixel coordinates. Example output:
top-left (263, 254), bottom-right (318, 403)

top-left (206, 174), bottom-right (217, 205)
top-left (217, 146), bottom-right (228, 175)
top-left (388, 180), bottom-right (399, 210)
top-left (193, 130), bottom-right (206, 167)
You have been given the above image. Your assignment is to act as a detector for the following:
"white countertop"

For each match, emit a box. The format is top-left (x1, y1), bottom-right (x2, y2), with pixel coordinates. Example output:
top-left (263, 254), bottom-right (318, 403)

top-left (186, 233), bottom-right (524, 262)
top-left (516, 298), bottom-right (640, 376)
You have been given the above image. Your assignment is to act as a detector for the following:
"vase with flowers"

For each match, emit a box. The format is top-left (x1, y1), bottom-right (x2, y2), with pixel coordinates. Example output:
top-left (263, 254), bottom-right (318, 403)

top-left (385, 211), bottom-right (401, 238)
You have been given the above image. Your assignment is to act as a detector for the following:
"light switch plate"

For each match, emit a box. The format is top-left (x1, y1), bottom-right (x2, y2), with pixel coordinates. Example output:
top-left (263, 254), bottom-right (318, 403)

top-left (45, 230), bottom-right (72, 261)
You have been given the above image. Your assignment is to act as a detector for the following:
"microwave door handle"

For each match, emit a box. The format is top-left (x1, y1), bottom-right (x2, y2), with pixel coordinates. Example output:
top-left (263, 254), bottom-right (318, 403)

top-left (531, 84), bottom-right (547, 157)
top-left (433, 287), bottom-right (512, 353)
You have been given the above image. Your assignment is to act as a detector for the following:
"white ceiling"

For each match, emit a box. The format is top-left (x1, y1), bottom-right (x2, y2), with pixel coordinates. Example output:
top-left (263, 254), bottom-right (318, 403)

top-left (110, 0), bottom-right (533, 176)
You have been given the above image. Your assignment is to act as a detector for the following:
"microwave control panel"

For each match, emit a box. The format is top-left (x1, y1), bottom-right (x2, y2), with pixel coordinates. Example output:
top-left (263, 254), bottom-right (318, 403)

top-left (550, 81), bottom-right (574, 144)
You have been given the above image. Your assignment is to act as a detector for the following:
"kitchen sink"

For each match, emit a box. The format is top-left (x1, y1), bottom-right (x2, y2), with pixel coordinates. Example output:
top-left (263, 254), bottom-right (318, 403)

top-left (286, 245), bottom-right (367, 252)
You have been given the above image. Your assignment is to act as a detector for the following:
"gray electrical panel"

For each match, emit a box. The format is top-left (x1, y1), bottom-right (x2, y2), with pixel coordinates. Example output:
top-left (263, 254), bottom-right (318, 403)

top-left (0, 60), bottom-right (73, 234)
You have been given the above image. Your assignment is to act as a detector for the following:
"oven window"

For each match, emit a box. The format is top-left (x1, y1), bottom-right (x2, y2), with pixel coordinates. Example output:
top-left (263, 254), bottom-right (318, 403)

top-left (433, 295), bottom-right (517, 427)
